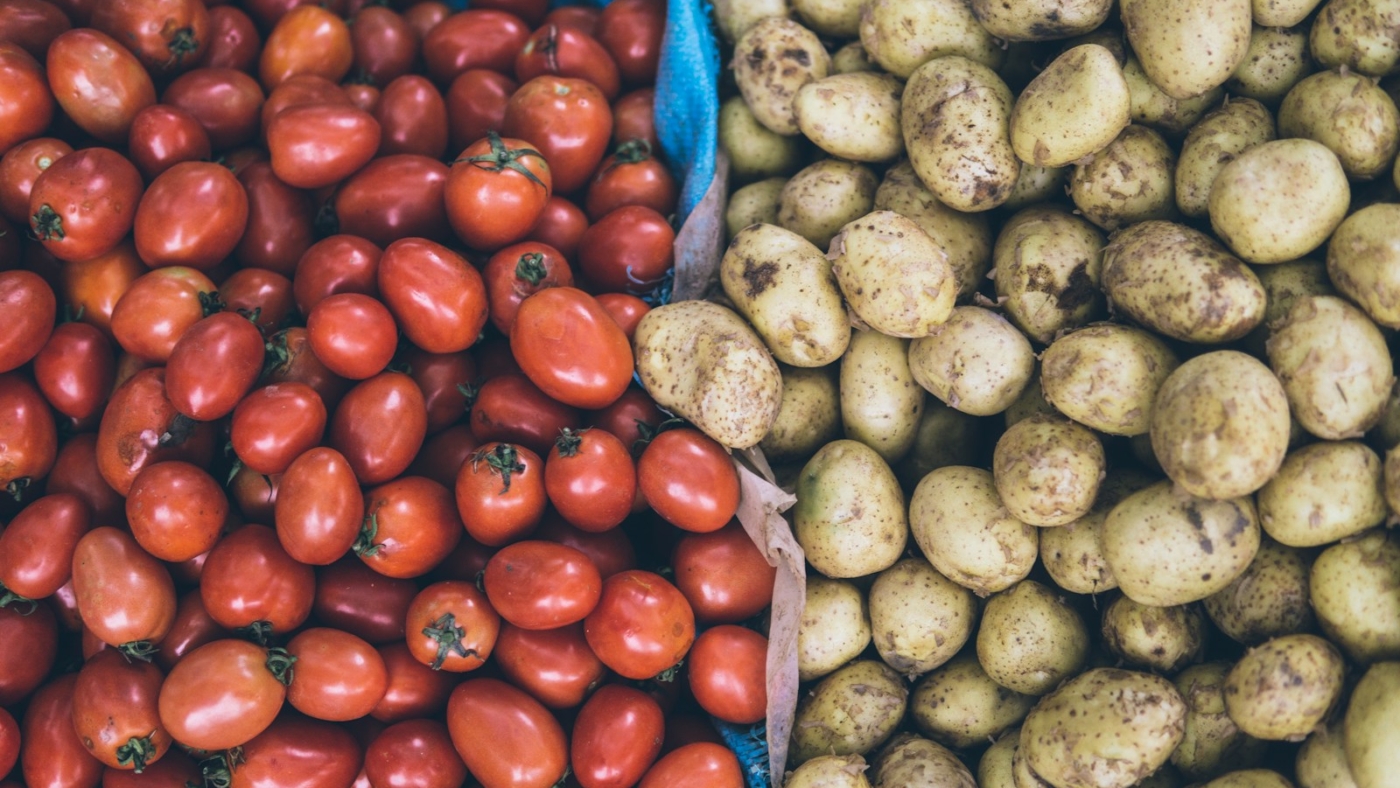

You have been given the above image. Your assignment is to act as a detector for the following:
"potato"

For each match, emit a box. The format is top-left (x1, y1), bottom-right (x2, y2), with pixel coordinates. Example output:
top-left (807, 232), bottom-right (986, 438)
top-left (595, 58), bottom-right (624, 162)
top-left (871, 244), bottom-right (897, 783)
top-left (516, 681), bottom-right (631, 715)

top-left (778, 159), bottom-right (879, 250)
top-left (633, 301), bottom-right (782, 449)
top-left (794, 439), bottom-right (908, 579)
top-left (1124, 57), bottom-right (1224, 135)
top-left (894, 400), bottom-right (986, 488)
top-left (1015, 739), bottom-right (1057, 788)
top-left (1102, 596), bottom-right (1207, 672)
top-left (1327, 203), bottom-right (1400, 328)
top-left (1203, 537), bottom-right (1315, 645)
top-left (1343, 661), bottom-right (1400, 788)
top-left (793, 0), bottom-right (861, 37)
top-left (1069, 125), bottom-right (1177, 231)
top-left (726, 177), bottom-right (786, 240)
top-left (1010, 45), bottom-right (1131, 167)
top-left (1003, 163), bottom-right (1071, 211)
top-left (1256, 440), bottom-right (1387, 546)
top-left (858, 0), bottom-right (1004, 79)
top-left (979, 733), bottom-right (1020, 788)
top-left (873, 736), bottom-right (976, 788)
top-left (1149, 351), bottom-right (1290, 500)
top-left (733, 17), bottom-right (830, 136)
top-left (1004, 366), bottom-right (1059, 428)
top-left (1310, 0), bottom-right (1400, 77)
top-left (799, 576), bottom-right (873, 682)
top-left (787, 754), bottom-right (872, 788)
top-left (1296, 722), bottom-right (1360, 788)
top-left (1257, 0), bottom-right (1326, 25)
top-left (971, 0), bottom-right (1114, 41)
top-left (841, 330), bottom-right (922, 465)
top-left (911, 655), bottom-right (1036, 749)
top-left (832, 41), bottom-right (877, 74)
top-left (795, 73), bottom-right (904, 163)
top-left (829, 211), bottom-right (957, 338)
top-left (874, 161), bottom-right (993, 299)
top-left (791, 660), bottom-right (909, 763)
top-left (1209, 139), bottom-right (1351, 264)
top-left (869, 557), bottom-right (976, 676)
top-left (909, 466), bottom-right (1039, 597)
top-left (1223, 634), bottom-right (1345, 741)
top-left (1020, 668), bottom-right (1188, 788)
top-left (992, 415), bottom-right (1105, 527)
top-left (1310, 529), bottom-right (1400, 663)
top-left (1103, 480), bottom-right (1262, 606)
top-left (1227, 27), bottom-right (1314, 105)
top-left (1280, 70), bottom-right (1400, 180)
top-left (1201, 771), bottom-right (1298, 788)
top-left (720, 97), bottom-right (805, 183)
top-left (902, 57), bottom-right (1021, 213)
top-left (977, 580), bottom-right (1090, 696)
top-left (907, 306), bottom-right (1035, 417)
top-left (992, 207), bottom-right (1106, 345)
top-left (1175, 99), bottom-right (1276, 218)
top-left (713, 0), bottom-right (790, 41)
top-left (1171, 663), bottom-right (1268, 781)
top-left (761, 363), bottom-right (843, 464)
top-left (1389, 445), bottom-right (1400, 513)
top-left (1040, 324), bottom-right (1179, 437)
top-left (1241, 258), bottom-right (1336, 356)
top-left (1121, 0), bottom-right (1252, 100)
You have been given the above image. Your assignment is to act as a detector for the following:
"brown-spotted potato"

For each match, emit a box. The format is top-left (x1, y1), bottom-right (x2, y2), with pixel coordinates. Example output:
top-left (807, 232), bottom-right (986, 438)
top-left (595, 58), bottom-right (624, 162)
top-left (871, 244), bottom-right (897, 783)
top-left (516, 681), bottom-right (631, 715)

top-left (794, 72), bottom-right (904, 162)
top-left (792, 0), bottom-right (862, 37)
top-left (909, 466), bottom-right (1039, 596)
top-left (977, 580), bottom-right (1091, 696)
top-left (1176, 99), bottom-right (1276, 218)
top-left (791, 660), bottom-right (908, 762)
top-left (1310, 530), bottom-right (1400, 663)
top-left (868, 557), bottom-right (976, 676)
top-left (719, 96), bottom-right (805, 183)
top-left (794, 439), bottom-right (907, 579)
top-left (873, 736), bottom-right (977, 788)
top-left (1310, 0), bottom-right (1400, 77)
top-left (1203, 537), bottom-right (1315, 645)
top-left (992, 415), bottom-right (1105, 527)
top-left (1010, 45), bottom-right (1130, 167)
top-left (911, 655), bottom-right (1036, 749)
top-left (858, 0), bottom-right (1004, 79)
top-left (1257, 439), bottom-right (1388, 547)
top-left (1172, 663), bottom-right (1268, 781)
top-left (1223, 634), bottom-right (1345, 741)
top-left (874, 161), bottom-right (993, 299)
top-left (778, 159), bottom-right (879, 249)
top-left (831, 41), bottom-right (876, 74)
top-left (1257, 0), bottom-right (1326, 25)
top-left (992, 206), bottom-right (1106, 345)
top-left (971, 0), bottom-right (1114, 40)
top-left (725, 177), bottom-right (785, 240)
top-left (1227, 26), bottom-right (1314, 105)
top-left (760, 363), bottom-right (842, 465)
top-left (733, 17), bottom-right (829, 136)
top-left (1124, 57), bottom-right (1224, 136)
top-left (908, 306), bottom-right (1036, 417)
top-left (1040, 324), bottom-right (1179, 436)
top-left (1295, 722), bottom-right (1358, 788)
top-left (1101, 596), bottom-right (1207, 673)
top-left (1326, 203), bottom-right (1400, 328)
top-left (1343, 661), bottom-right (1400, 788)
top-left (1070, 125), bottom-right (1178, 231)
top-left (978, 733), bottom-right (1020, 788)
top-left (1209, 138), bottom-right (1351, 264)
top-left (1279, 69), bottom-right (1400, 180)
top-left (1003, 163), bottom-right (1071, 211)
top-left (798, 576), bottom-right (872, 682)
top-left (828, 210), bottom-right (956, 338)
top-left (1039, 467), bottom-right (1157, 596)
top-left (840, 329), bottom-right (924, 464)
top-left (786, 755), bottom-right (872, 788)
top-left (712, 0), bottom-right (790, 41)
top-left (1121, 0), bottom-right (1252, 99)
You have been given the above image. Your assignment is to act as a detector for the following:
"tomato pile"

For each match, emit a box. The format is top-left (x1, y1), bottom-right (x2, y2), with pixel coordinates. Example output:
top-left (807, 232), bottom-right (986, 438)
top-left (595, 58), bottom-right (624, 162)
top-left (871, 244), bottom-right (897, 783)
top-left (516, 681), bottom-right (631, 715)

top-left (0, 1), bottom-right (771, 787)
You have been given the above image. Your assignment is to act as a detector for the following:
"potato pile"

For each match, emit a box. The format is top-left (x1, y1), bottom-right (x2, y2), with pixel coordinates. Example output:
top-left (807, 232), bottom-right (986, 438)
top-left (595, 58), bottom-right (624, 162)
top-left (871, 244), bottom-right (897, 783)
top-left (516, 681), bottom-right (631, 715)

top-left (630, 0), bottom-right (1400, 786)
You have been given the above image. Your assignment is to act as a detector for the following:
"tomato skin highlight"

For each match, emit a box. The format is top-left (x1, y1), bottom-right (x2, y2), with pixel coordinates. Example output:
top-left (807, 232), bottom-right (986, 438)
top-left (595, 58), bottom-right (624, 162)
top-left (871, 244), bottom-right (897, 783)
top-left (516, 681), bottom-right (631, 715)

top-left (71, 526), bottom-right (177, 651)
top-left (377, 238), bottom-right (488, 355)
top-left (0, 492), bottom-right (90, 600)
top-left (638, 428), bottom-right (741, 534)
top-left (156, 639), bottom-right (289, 752)
top-left (28, 147), bottom-right (144, 264)
top-left (492, 622), bottom-right (605, 709)
top-left (0, 269), bottom-right (56, 374)
top-left (686, 625), bottom-right (769, 724)
top-left (570, 684), bottom-right (665, 788)
top-left (544, 427), bottom-right (636, 532)
top-left (673, 522), bottom-right (777, 625)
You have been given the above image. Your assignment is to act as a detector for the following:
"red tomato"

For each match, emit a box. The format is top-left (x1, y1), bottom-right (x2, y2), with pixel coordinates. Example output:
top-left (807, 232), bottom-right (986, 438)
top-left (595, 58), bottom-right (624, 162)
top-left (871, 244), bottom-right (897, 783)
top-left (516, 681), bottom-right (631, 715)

top-left (153, 590), bottom-right (227, 671)
top-left (377, 238), bottom-right (487, 354)
top-left (524, 195), bottom-right (589, 260)
top-left (60, 242), bottom-right (146, 338)
top-left (364, 719), bottom-right (466, 788)
top-left (375, 75), bottom-right (449, 159)
top-left (586, 140), bottom-right (678, 220)
top-left (371, 643), bottom-right (460, 723)
top-left (544, 428), bottom-right (636, 532)
top-left (90, 0), bottom-right (209, 77)
top-left (584, 570), bottom-right (695, 680)
top-left (0, 0), bottom-right (71, 60)
top-left (94, 367), bottom-right (217, 495)
top-left (231, 383), bottom-right (327, 475)
top-left (483, 540), bottom-right (602, 630)
top-left (292, 235), bottom-right (382, 315)
top-left (351, 5), bottom-right (418, 87)
top-left (347, 78), bottom-right (381, 111)
top-left (328, 372), bottom-right (427, 485)
top-left (472, 0), bottom-right (546, 25)
top-left (125, 461), bottom-right (226, 562)
top-left (267, 104), bottom-right (381, 190)
top-left (421, 10), bottom-right (530, 84)
top-left (165, 312), bottom-right (264, 420)
top-left (218, 268), bottom-right (296, 337)
top-left (227, 464), bottom-right (280, 525)
top-left (232, 162), bottom-right (317, 277)
top-left (405, 581), bottom-right (500, 672)
top-left (673, 522), bottom-right (776, 625)
top-left (109, 266), bottom-right (218, 363)
top-left (493, 622), bottom-right (604, 709)
top-left (275, 446), bottom-right (363, 566)
top-left (571, 685), bottom-right (665, 788)
top-left (536, 511), bottom-right (637, 579)
top-left (72, 527), bottom-right (177, 654)
top-left (71, 649), bottom-right (171, 771)
top-left (0, 270), bottom-right (55, 374)
top-left (402, 347), bottom-right (476, 434)
top-left (0, 492), bottom-right (89, 599)
top-left (263, 326), bottom-right (351, 411)
top-left (0, 600), bottom-right (58, 705)
top-left (503, 76), bottom-right (613, 195)
top-left (543, 6), bottom-right (600, 34)
top-left (596, 0), bottom-right (664, 86)
top-left (454, 442), bottom-right (546, 546)
top-left (261, 74), bottom-right (352, 135)
top-left (510, 287), bottom-right (633, 410)
top-left (161, 67), bottom-right (264, 151)
top-left (28, 147), bottom-right (143, 264)
top-left (611, 88), bottom-right (659, 154)
top-left (483, 241), bottom-right (573, 335)
top-left (45, 30), bottom-right (154, 144)
top-left (0, 373), bottom-right (57, 499)
top-left (593, 293), bottom-right (650, 340)
top-left (200, 524), bottom-right (315, 635)
top-left (286, 628), bottom-right (389, 722)
top-left (134, 161), bottom-right (248, 271)
top-left (516, 24), bottom-right (621, 101)
top-left (357, 475), bottom-right (463, 580)
top-left (445, 69), bottom-right (517, 156)
top-left (661, 715), bottom-right (725, 754)
top-left (578, 205), bottom-right (674, 294)
top-left (445, 678), bottom-right (567, 788)
top-left (0, 706), bottom-right (17, 779)
top-left (334, 154), bottom-right (451, 247)
top-left (402, 1), bottom-right (450, 39)
top-left (469, 373), bottom-right (579, 458)
top-left (444, 133), bottom-right (552, 252)
top-left (0, 137), bottom-right (71, 225)
top-left (125, 105), bottom-right (212, 183)
top-left (259, 5), bottom-right (352, 90)
top-left (687, 625), bottom-right (768, 724)
top-left (638, 743), bottom-right (743, 788)
top-left (47, 433), bottom-right (125, 526)
top-left (228, 715), bottom-right (362, 788)
top-left (20, 675), bottom-right (103, 788)
top-left (307, 293), bottom-right (398, 381)
top-left (101, 749), bottom-right (202, 788)
top-left (584, 387), bottom-right (663, 460)
top-left (313, 558), bottom-right (418, 644)
top-left (156, 639), bottom-right (290, 751)
top-left (197, 5), bottom-right (259, 72)
top-left (638, 428), bottom-right (739, 533)
top-left (407, 424), bottom-right (479, 489)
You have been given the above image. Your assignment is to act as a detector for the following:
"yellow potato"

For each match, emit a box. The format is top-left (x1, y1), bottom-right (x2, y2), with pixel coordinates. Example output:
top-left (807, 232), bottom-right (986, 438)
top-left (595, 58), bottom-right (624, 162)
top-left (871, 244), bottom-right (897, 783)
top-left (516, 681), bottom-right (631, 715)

top-left (1209, 138), bottom-right (1350, 264)
top-left (1122, 0), bottom-right (1252, 100)
top-left (859, 0), bottom-right (1005, 78)
top-left (1175, 98), bottom-right (1276, 218)
top-left (1010, 44), bottom-right (1131, 167)
top-left (1227, 26), bottom-right (1314, 105)
top-left (873, 161), bottom-right (993, 299)
top-left (992, 206), bottom-right (1106, 344)
top-left (794, 72), bottom-right (904, 162)
top-left (1069, 124), bottom-right (1177, 231)
top-left (828, 210), bottom-right (957, 338)
top-left (732, 17), bottom-right (830, 135)
top-left (1279, 69), bottom-right (1400, 180)
top-left (907, 306), bottom-right (1036, 417)
top-left (1310, 0), bottom-right (1400, 77)
top-left (971, 0), bottom-right (1114, 41)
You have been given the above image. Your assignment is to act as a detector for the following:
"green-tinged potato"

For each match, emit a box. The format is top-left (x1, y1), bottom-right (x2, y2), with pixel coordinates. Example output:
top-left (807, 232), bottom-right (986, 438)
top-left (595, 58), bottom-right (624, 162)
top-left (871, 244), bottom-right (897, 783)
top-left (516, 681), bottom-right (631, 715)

top-left (1020, 668), bottom-right (1188, 788)
top-left (1122, 0), bottom-right (1252, 100)
top-left (832, 41), bottom-right (877, 74)
top-left (873, 735), bottom-right (976, 788)
top-left (977, 580), bottom-right (1090, 696)
top-left (1101, 596), bottom-right (1207, 672)
top-left (1310, 530), bottom-right (1400, 663)
top-left (859, 0), bottom-right (1005, 79)
top-left (1070, 125), bottom-right (1177, 231)
top-left (1228, 27), bottom-right (1313, 105)
top-left (1268, 297), bottom-right (1395, 440)
top-left (1203, 537), bottom-right (1315, 645)
top-left (794, 439), bottom-right (908, 579)
top-left (902, 57), bottom-right (1020, 213)
top-left (793, 0), bottom-right (862, 37)
top-left (1209, 138), bottom-right (1351, 264)
top-left (733, 17), bottom-right (830, 136)
top-left (1201, 771), bottom-right (1297, 788)
top-left (908, 306), bottom-right (1035, 417)
top-left (829, 211), bottom-right (957, 338)
top-left (1172, 663), bottom-right (1268, 781)
top-left (1310, 0), bottom-right (1400, 77)
top-left (1280, 69), bottom-right (1400, 180)
top-left (726, 178), bottom-right (787, 240)
top-left (894, 400), bottom-right (986, 488)
top-left (791, 660), bottom-right (909, 763)
top-left (1139, 767), bottom-right (1186, 788)
top-left (1256, 440), bottom-right (1387, 546)
top-left (1327, 203), bottom-right (1400, 327)
top-left (992, 207), bottom-right (1106, 345)
top-left (1257, 0), bottom-right (1325, 25)
top-left (1223, 634), bottom-right (1345, 741)
top-left (787, 754), bottom-right (872, 788)
top-left (1015, 738), bottom-right (1056, 788)
top-left (992, 414), bottom-right (1105, 527)
top-left (841, 330), bottom-right (923, 464)
top-left (1040, 324), bottom-right (1179, 436)
top-left (972, 0), bottom-right (1114, 41)
top-left (1102, 222), bottom-right (1266, 344)
top-left (1004, 366), bottom-right (1059, 428)
top-left (1124, 57), bottom-right (1225, 135)
top-left (1150, 351), bottom-right (1290, 500)
top-left (1242, 259), bottom-right (1335, 356)
top-left (1003, 163), bottom-right (1071, 211)
top-left (1176, 99), bottom-right (1276, 218)
top-left (1296, 722), bottom-right (1359, 788)
top-left (1103, 481), bottom-right (1262, 606)
top-left (713, 0), bottom-right (790, 41)
top-left (633, 301), bottom-right (782, 449)
top-left (761, 363), bottom-right (843, 464)
top-left (720, 224), bottom-right (850, 368)
top-left (869, 558), bottom-right (975, 676)
top-left (909, 466), bottom-right (1039, 596)
top-left (778, 159), bottom-right (879, 250)
top-left (720, 97), bottom-right (805, 183)
top-left (795, 73), bottom-right (904, 162)
top-left (873, 161), bottom-right (993, 299)
top-left (911, 655), bottom-right (1036, 749)
top-left (1343, 661), bottom-right (1400, 788)
top-left (979, 733), bottom-right (1020, 788)
top-left (1011, 45), bottom-right (1131, 167)
top-left (799, 576), bottom-right (873, 682)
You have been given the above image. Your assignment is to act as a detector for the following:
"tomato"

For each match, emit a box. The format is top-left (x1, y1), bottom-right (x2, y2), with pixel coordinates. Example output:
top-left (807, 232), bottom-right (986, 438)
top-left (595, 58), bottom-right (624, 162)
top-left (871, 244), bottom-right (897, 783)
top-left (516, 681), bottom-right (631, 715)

top-left (90, 0), bottom-right (208, 77)
top-left (687, 625), bottom-right (768, 724)
top-left (376, 238), bottom-right (487, 355)
top-left (200, 524), bottom-right (315, 636)
top-left (47, 433), bottom-right (124, 526)
top-left (594, 293), bottom-right (650, 340)
top-left (231, 383), bottom-right (326, 475)
top-left (660, 715), bottom-right (724, 754)
top-left (364, 719), bottom-right (466, 788)
top-left (165, 312), bottom-right (264, 419)
top-left (375, 75), bottom-right (449, 159)
top-left (109, 267), bottom-right (218, 363)
top-left (156, 639), bottom-right (290, 751)
top-left (584, 570), bottom-right (695, 680)
top-left (638, 428), bottom-right (739, 533)
top-left (503, 76), bottom-right (612, 195)
top-left (71, 649), bottom-right (170, 771)
top-left (547, 428), bottom-right (636, 532)
top-left (483, 540), bottom-right (602, 630)
top-left (0, 373), bottom-right (54, 499)
top-left (261, 74), bottom-right (352, 135)
top-left (516, 25), bottom-right (621, 101)
top-left (133, 161), bottom-right (248, 271)
top-left (351, 6), bottom-right (417, 87)
top-left (334, 154), bottom-right (450, 247)
top-left (571, 684), bottom-right (665, 788)
top-left (45, 30), bottom-right (154, 144)
top-left (0, 600), bottom-right (58, 705)
top-left (596, 0), bottom-right (664, 87)
top-left (469, 373), bottom-right (579, 458)
top-left (0, 706), bottom-right (17, 779)
top-left (0, 270), bottom-right (55, 374)
top-left (28, 148), bottom-right (143, 265)
top-left (60, 241), bottom-right (145, 338)
top-left (218, 268), bottom-right (296, 336)
top-left (263, 327), bottom-right (350, 410)
top-left (446, 678), bottom-right (566, 788)
top-left (95, 367), bottom-right (217, 495)
top-left (0, 0), bottom-right (71, 60)
top-left (357, 476), bottom-right (462, 580)
top-left (454, 442), bottom-right (546, 546)
top-left (402, 347), bottom-right (475, 434)
top-left (126, 105), bottom-right (213, 183)
top-left (524, 195), bottom-right (589, 260)
top-left (405, 581), bottom-right (499, 672)
top-left (267, 104), bottom-right (381, 190)
top-left (638, 743), bottom-right (743, 788)
top-left (329, 372), bottom-right (427, 485)
top-left (306, 294), bottom-right (397, 381)
top-left (285, 628), bottom-right (389, 722)
top-left (586, 140), bottom-right (678, 220)
top-left (0, 492), bottom-right (89, 599)
top-left (407, 424), bottom-right (478, 489)
top-left (421, 10), bottom-right (530, 84)
top-left (471, 0), bottom-right (546, 24)
top-left (510, 287), bottom-right (633, 410)
top-left (197, 5), bottom-right (259, 72)
top-left (483, 241), bottom-right (573, 335)
top-left (494, 621), bottom-right (604, 710)
top-left (445, 133), bottom-right (552, 252)
top-left (673, 522), bottom-right (776, 625)
top-left (259, 5), bottom-right (352, 90)
top-left (20, 675), bottom-right (103, 788)
top-left (536, 511), bottom-right (637, 579)
top-left (577, 205), bottom-right (674, 294)
top-left (161, 67), bottom-right (264, 151)
top-left (125, 461), bottom-right (225, 562)
top-left (611, 88), bottom-right (658, 153)
top-left (153, 590), bottom-right (226, 671)
top-left (72, 527), bottom-right (176, 654)
top-left (0, 138), bottom-right (71, 225)
top-left (444, 70), bottom-right (517, 157)
top-left (313, 558), bottom-right (417, 644)
top-left (228, 716), bottom-right (362, 788)
top-left (292, 235), bottom-right (380, 315)
top-left (371, 643), bottom-right (460, 723)
top-left (227, 464), bottom-right (279, 524)
top-left (274, 447), bottom-right (363, 566)
top-left (231, 162), bottom-right (316, 277)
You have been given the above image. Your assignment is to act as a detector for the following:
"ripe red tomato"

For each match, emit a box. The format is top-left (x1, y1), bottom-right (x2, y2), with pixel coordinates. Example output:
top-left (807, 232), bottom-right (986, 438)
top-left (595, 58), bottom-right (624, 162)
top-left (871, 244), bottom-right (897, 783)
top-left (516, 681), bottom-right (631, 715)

top-left (445, 678), bottom-right (568, 788)
top-left (197, 5), bottom-right (259, 72)
top-left (0, 270), bottom-right (55, 374)
top-left (483, 241), bottom-right (573, 335)
top-left (638, 429), bottom-right (740, 533)
top-left (377, 238), bottom-right (487, 354)
top-left (126, 104), bottom-right (212, 183)
top-left (32, 322), bottom-right (113, 423)
top-left (376, 75), bottom-right (449, 158)
top-left (364, 719), bottom-right (467, 788)
top-left (292, 234), bottom-right (382, 316)
top-left (544, 428), bottom-right (636, 532)
top-left (268, 104), bottom-right (380, 189)
top-left (612, 89), bottom-right (659, 161)
top-left (259, 5), bottom-right (352, 90)
top-left (516, 24), bottom-right (621, 101)
top-left (0, 706), bottom-right (16, 779)
top-left (469, 373), bottom-right (580, 458)
top-left (0, 600), bottom-right (58, 705)
top-left (165, 312), bottom-right (264, 420)
top-left (401, 347), bottom-right (476, 435)
top-left (200, 524), bottom-right (315, 636)
top-left (273, 447), bottom-right (363, 566)
top-left (231, 383), bottom-right (328, 475)
top-left (134, 161), bottom-right (249, 270)
top-left (232, 162), bottom-right (317, 277)
top-left (445, 133), bottom-right (552, 251)
top-left (586, 140), bottom-right (678, 220)
top-left (543, 6), bottom-right (600, 34)
top-left (228, 715), bottom-right (362, 788)
top-left (445, 69), bottom-right (517, 156)
top-left (524, 195), bottom-right (588, 260)
top-left (510, 287), bottom-right (633, 410)
top-left (405, 581), bottom-right (500, 672)
top-left (493, 622), bottom-right (605, 709)
top-left (593, 293), bottom-right (651, 340)
top-left (71, 648), bottom-right (171, 771)
top-left (454, 442), bottom-right (547, 546)
top-left (536, 511), bottom-right (637, 579)
top-left (125, 461), bottom-right (227, 562)
top-left (219, 269), bottom-right (296, 339)
top-left (28, 147), bottom-right (143, 264)
top-left (0, 373), bottom-right (58, 499)
top-left (371, 643), bottom-right (461, 723)
top-left (227, 464), bottom-right (280, 526)
top-left (0, 1), bottom-right (71, 60)
top-left (421, 10), bottom-right (530, 84)
top-left (687, 625), bottom-right (768, 724)
top-left (351, 5), bottom-right (418, 87)
top-left (328, 372), bottom-right (428, 485)
top-left (483, 540), bottom-right (602, 630)
top-left (161, 67), bottom-right (264, 152)
top-left (408, 424), bottom-right (479, 488)
top-left (584, 570), bottom-right (695, 680)
top-left (156, 639), bottom-right (291, 751)
top-left (154, 590), bottom-right (227, 671)
top-left (596, 0), bottom-right (664, 86)
top-left (61, 242), bottom-right (147, 339)
top-left (357, 475), bottom-right (463, 580)
top-left (0, 492), bottom-right (89, 599)
top-left (334, 154), bottom-right (451, 247)
top-left (571, 685), bottom-right (665, 788)
top-left (313, 558), bottom-right (418, 644)
top-left (46, 30), bottom-right (154, 144)
top-left (0, 44), bottom-right (52, 155)
top-left (307, 293), bottom-right (398, 381)
top-left (109, 266), bottom-right (218, 363)
top-left (0, 137), bottom-right (71, 225)
top-left (578, 205), bottom-right (675, 294)
top-left (20, 674), bottom-right (103, 788)
top-left (503, 75), bottom-right (613, 195)
top-left (46, 433), bottom-right (124, 526)
top-left (72, 527), bottom-right (177, 654)
top-left (261, 74), bottom-right (352, 135)
top-left (263, 326), bottom-right (351, 411)
top-left (673, 522), bottom-right (776, 625)
top-left (90, 0), bottom-right (209, 77)
top-left (95, 367), bottom-right (218, 496)
top-left (638, 743), bottom-right (743, 788)
top-left (286, 627), bottom-right (389, 722)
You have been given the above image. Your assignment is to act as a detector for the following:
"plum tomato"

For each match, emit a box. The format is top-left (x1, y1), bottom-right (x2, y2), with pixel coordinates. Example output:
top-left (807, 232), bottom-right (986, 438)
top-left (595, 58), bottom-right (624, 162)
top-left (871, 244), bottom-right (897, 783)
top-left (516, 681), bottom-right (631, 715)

top-left (583, 570), bottom-right (695, 680)
top-left (544, 428), bottom-right (636, 533)
top-left (454, 442), bottom-right (546, 547)
top-left (482, 241), bottom-right (573, 335)
top-left (686, 625), bottom-right (768, 725)
top-left (509, 287), bottom-right (633, 410)
top-left (638, 428), bottom-right (740, 533)
top-left (482, 540), bottom-right (602, 630)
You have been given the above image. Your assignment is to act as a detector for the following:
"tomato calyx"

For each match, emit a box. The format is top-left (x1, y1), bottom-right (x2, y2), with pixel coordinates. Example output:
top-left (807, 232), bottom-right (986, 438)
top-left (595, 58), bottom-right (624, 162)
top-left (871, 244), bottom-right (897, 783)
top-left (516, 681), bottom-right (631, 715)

top-left (456, 132), bottom-right (550, 191)
top-left (198, 747), bottom-right (241, 788)
top-left (159, 412), bottom-right (200, 448)
top-left (472, 443), bottom-right (527, 494)
top-left (264, 646), bottom-right (297, 685)
top-left (631, 417), bottom-right (685, 454)
top-left (0, 583), bottom-right (37, 615)
top-left (314, 197), bottom-right (339, 238)
top-left (550, 764), bottom-right (572, 788)
top-left (456, 383), bottom-right (479, 413)
top-left (652, 658), bottom-right (683, 684)
top-left (261, 330), bottom-right (293, 378)
top-left (199, 290), bottom-right (226, 317)
top-left (554, 427), bottom-right (586, 457)
top-left (116, 732), bottom-right (160, 773)
top-left (352, 512), bottom-right (381, 557)
top-left (165, 27), bottom-right (200, 68)
top-left (421, 612), bottom-right (480, 670)
top-left (236, 620), bottom-right (274, 646)
top-left (29, 204), bottom-right (64, 241)
top-left (515, 252), bottom-right (549, 285)
top-left (609, 139), bottom-right (653, 168)
top-left (118, 640), bottom-right (159, 663)
top-left (4, 476), bottom-right (33, 503)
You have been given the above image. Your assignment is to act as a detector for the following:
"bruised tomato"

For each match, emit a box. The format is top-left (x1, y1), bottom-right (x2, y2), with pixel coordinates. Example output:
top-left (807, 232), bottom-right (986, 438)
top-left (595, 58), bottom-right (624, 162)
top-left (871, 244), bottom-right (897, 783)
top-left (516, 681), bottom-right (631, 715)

top-left (70, 648), bottom-right (171, 771)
